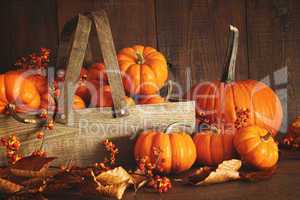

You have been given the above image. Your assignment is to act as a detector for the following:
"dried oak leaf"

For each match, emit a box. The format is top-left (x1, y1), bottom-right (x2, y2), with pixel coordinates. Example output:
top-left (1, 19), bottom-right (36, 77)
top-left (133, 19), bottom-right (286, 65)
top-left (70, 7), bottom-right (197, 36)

top-left (10, 156), bottom-right (56, 177)
top-left (96, 167), bottom-right (133, 199)
top-left (0, 177), bottom-right (23, 193)
top-left (188, 159), bottom-right (242, 186)
top-left (240, 165), bottom-right (277, 182)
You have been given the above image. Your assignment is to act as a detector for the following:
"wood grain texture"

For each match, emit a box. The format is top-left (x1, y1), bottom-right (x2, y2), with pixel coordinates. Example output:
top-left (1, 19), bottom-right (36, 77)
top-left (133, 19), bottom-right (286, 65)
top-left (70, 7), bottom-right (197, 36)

top-left (286, 0), bottom-right (300, 123)
top-left (0, 0), bottom-right (11, 72)
top-left (246, 0), bottom-right (290, 131)
top-left (92, 11), bottom-right (128, 117)
top-left (57, 0), bottom-right (157, 51)
top-left (156, 0), bottom-right (248, 95)
top-left (0, 102), bottom-right (195, 166)
top-left (8, 0), bottom-right (58, 68)
top-left (56, 14), bottom-right (92, 124)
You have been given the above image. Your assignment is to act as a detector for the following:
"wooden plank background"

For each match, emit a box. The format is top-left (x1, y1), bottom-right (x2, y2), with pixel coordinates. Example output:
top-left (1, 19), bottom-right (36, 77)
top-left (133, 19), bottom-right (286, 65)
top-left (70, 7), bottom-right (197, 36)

top-left (0, 0), bottom-right (299, 129)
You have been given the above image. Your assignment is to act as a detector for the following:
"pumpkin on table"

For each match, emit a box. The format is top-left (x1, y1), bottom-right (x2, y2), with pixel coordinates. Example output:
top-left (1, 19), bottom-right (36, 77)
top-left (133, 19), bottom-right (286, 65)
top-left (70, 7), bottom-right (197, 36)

top-left (185, 25), bottom-right (282, 136)
top-left (96, 85), bottom-right (134, 108)
top-left (117, 45), bottom-right (168, 95)
top-left (0, 71), bottom-right (41, 113)
top-left (193, 126), bottom-right (235, 166)
top-left (234, 125), bottom-right (278, 170)
top-left (134, 124), bottom-right (196, 174)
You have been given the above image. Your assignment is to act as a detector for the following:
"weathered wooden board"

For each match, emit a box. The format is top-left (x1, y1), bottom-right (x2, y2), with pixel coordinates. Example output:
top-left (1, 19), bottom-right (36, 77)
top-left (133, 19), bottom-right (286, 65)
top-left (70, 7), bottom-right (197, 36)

top-left (156, 0), bottom-right (248, 95)
top-left (57, 0), bottom-right (157, 50)
top-left (0, 102), bottom-right (195, 166)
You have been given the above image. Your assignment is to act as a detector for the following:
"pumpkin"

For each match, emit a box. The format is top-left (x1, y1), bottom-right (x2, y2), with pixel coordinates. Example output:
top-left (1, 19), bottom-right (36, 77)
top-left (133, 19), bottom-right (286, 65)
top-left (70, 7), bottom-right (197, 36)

top-left (193, 126), bottom-right (235, 166)
top-left (96, 85), bottom-right (135, 107)
top-left (75, 79), bottom-right (99, 106)
top-left (134, 126), bottom-right (196, 174)
top-left (87, 63), bottom-right (108, 84)
top-left (117, 45), bottom-right (168, 95)
top-left (234, 125), bottom-right (278, 170)
top-left (0, 71), bottom-right (41, 113)
top-left (27, 74), bottom-right (48, 95)
top-left (40, 93), bottom-right (85, 112)
top-left (185, 26), bottom-right (282, 136)
top-left (138, 95), bottom-right (165, 105)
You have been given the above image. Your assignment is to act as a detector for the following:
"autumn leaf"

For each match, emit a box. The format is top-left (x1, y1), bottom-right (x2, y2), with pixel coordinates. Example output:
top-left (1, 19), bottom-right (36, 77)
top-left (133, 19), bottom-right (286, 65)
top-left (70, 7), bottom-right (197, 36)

top-left (10, 156), bottom-right (56, 177)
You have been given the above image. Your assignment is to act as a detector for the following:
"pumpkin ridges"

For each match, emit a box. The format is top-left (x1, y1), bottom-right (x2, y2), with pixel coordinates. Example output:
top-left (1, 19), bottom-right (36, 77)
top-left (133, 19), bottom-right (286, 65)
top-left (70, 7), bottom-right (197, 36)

top-left (134, 131), bottom-right (155, 160)
top-left (151, 132), bottom-right (172, 173)
top-left (224, 83), bottom-right (237, 123)
top-left (140, 64), bottom-right (158, 94)
top-left (182, 133), bottom-right (196, 170)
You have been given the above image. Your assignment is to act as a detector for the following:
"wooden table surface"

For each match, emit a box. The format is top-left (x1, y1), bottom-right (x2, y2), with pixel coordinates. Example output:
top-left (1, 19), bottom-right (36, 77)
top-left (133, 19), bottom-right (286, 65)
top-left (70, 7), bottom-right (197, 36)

top-left (123, 159), bottom-right (300, 200)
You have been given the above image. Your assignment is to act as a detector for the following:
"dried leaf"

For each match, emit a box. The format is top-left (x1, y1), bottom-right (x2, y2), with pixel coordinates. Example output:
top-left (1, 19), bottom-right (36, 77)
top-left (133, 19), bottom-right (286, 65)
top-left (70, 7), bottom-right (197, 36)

top-left (130, 170), bottom-right (148, 192)
top-left (95, 167), bottom-right (133, 199)
top-left (188, 159), bottom-right (242, 186)
top-left (240, 165), bottom-right (277, 182)
top-left (96, 167), bottom-right (133, 185)
top-left (10, 156), bottom-right (56, 177)
top-left (0, 177), bottom-right (23, 193)
top-left (187, 167), bottom-right (212, 185)
top-left (96, 180), bottom-right (130, 200)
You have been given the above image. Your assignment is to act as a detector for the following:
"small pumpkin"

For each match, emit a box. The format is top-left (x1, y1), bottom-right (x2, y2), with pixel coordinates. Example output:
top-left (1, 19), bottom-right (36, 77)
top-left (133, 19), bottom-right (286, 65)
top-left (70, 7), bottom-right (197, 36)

top-left (193, 126), bottom-right (235, 166)
top-left (96, 85), bottom-right (135, 107)
top-left (117, 45), bottom-right (168, 95)
top-left (40, 93), bottom-right (85, 112)
top-left (234, 125), bottom-right (278, 170)
top-left (138, 95), bottom-right (165, 105)
top-left (75, 79), bottom-right (99, 106)
top-left (87, 63), bottom-right (108, 84)
top-left (0, 71), bottom-right (41, 113)
top-left (134, 124), bottom-right (196, 174)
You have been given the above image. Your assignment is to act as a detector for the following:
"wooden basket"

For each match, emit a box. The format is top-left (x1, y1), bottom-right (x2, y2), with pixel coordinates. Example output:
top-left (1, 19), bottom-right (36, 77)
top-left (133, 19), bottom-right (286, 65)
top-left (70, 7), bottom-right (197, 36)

top-left (0, 10), bottom-right (195, 166)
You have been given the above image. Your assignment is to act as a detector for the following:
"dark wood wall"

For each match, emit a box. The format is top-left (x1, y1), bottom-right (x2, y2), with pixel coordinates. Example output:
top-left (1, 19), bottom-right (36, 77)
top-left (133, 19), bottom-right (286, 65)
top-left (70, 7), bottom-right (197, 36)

top-left (0, 0), bottom-right (299, 128)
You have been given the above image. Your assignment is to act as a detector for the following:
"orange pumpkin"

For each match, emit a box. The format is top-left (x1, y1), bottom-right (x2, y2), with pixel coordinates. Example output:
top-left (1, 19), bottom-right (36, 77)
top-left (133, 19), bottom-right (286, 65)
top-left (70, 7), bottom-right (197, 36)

top-left (27, 74), bottom-right (48, 95)
top-left (87, 63), bottom-right (108, 84)
top-left (117, 45), bottom-right (168, 95)
top-left (0, 71), bottom-right (41, 113)
top-left (96, 85), bottom-right (134, 107)
top-left (134, 128), bottom-right (196, 174)
top-left (138, 95), bottom-right (165, 105)
top-left (75, 79), bottom-right (99, 105)
top-left (40, 93), bottom-right (85, 112)
top-left (234, 125), bottom-right (278, 170)
top-left (193, 126), bottom-right (235, 166)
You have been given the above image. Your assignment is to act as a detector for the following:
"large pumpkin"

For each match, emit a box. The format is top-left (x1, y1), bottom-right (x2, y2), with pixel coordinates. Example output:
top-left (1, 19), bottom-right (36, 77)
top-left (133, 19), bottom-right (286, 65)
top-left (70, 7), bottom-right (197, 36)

top-left (185, 26), bottom-right (282, 136)
top-left (96, 85), bottom-right (135, 108)
top-left (117, 45), bottom-right (168, 95)
top-left (234, 125), bottom-right (278, 170)
top-left (134, 128), bottom-right (196, 174)
top-left (0, 71), bottom-right (41, 113)
top-left (193, 127), bottom-right (235, 166)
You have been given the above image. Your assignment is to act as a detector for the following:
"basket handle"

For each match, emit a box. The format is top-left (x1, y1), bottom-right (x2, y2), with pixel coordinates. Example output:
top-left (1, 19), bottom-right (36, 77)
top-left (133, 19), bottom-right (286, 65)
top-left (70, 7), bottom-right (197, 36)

top-left (91, 11), bottom-right (129, 117)
top-left (56, 10), bottom-right (128, 124)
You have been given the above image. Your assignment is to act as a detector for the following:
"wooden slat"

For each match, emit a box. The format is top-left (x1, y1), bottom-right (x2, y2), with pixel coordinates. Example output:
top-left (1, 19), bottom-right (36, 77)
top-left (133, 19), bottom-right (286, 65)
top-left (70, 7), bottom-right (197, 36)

top-left (156, 0), bottom-right (248, 96)
top-left (9, 0), bottom-right (58, 67)
top-left (286, 0), bottom-right (300, 123)
top-left (0, 0), bottom-right (11, 72)
top-left (0, 102), bottom-right (195, 166)
top-left (246, 0), bottom-right (290, 131)
top-left (57, 0), bottom-right (157, 50)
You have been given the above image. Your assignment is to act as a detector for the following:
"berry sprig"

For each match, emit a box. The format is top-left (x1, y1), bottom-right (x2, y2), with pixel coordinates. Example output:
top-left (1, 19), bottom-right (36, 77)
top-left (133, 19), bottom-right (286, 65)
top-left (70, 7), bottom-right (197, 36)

top-left (234, 107), bottom-right (250, 129)
top-left (94, 139), bottom-right (119, 171)
top-left (0, 135), bottom-right (23, 164)
top-left (15, 48), bottom-right (51, 70)
top-left (135, 147), bottom-right (172, 193)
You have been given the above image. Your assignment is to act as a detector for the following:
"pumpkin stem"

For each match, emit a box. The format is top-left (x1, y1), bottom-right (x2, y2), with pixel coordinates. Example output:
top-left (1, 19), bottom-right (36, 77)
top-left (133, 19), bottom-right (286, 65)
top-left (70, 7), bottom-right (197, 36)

top-left (261, 132), bottom-right (272, 142)
top-left (164, 122), bottom-right (193, 134)
top-left (136, 51), bottom-right (145, 65)
top-left (221, 25), bottom-right (239, 83)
